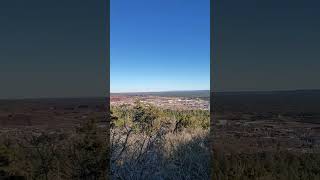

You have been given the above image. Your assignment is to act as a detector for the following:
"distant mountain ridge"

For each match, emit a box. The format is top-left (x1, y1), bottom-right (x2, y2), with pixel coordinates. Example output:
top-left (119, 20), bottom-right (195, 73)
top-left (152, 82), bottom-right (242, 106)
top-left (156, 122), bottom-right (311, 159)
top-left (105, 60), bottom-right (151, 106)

top-left (111, 89), bottom-right (320, 97)
top-left (111, 90), bottom-right (210, 98)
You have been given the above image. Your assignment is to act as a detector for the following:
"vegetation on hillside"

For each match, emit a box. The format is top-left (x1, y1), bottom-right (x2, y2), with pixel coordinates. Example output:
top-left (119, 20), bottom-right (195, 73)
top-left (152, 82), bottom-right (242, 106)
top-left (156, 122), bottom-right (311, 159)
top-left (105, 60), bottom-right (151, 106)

top-left (212, 148), bottom-right (320, 180)
top-left (0, 102), bottom-right (210, 180)
top-left (1, 101), bottom-right (319, 179)
top-left (110, 102), bottom-right (210, 179)
top-left (0, 120), bottom-right (108, 180)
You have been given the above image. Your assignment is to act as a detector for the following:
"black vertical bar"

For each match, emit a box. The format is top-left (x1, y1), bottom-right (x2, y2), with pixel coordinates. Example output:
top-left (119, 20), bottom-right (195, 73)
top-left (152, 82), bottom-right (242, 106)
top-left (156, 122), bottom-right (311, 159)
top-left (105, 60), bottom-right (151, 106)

top-left (106, 0), bottom-right (110, 178)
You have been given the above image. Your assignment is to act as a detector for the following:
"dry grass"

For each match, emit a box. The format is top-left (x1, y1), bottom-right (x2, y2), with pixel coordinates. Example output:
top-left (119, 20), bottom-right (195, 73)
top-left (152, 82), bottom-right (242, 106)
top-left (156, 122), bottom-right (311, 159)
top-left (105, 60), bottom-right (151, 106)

top-left (110, 128), bottom-right (210, 180)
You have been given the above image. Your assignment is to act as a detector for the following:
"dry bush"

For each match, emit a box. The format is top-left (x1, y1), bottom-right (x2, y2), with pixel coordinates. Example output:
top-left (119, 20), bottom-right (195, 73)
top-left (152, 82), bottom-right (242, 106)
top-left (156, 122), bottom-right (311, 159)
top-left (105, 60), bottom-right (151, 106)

top-left (212, 147), bottom-right (320, 180)
top-left (110, 103), bottom-right (210, 179)
top-left (0, 119), bottom-right (108, 180)
top-left (111, 127), bottom-right (210, 179)
top-left (159, 129), bottom-right (210, 180)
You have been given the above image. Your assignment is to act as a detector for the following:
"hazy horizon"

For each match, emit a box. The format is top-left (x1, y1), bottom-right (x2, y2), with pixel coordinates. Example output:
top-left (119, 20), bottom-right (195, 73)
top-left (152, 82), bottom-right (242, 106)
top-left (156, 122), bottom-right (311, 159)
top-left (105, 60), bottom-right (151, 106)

top-left (111, 88), bottom-right (320, 94)
top-left (2, 88), bottom-right (320, 100)
top-left (110, 89), bottom-right (209, 93)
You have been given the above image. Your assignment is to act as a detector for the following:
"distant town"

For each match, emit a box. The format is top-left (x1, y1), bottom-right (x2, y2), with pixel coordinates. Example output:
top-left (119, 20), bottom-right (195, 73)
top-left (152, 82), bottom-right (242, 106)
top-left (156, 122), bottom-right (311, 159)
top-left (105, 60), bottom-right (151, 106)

top-left (111, 95), bottom-right (210, 110)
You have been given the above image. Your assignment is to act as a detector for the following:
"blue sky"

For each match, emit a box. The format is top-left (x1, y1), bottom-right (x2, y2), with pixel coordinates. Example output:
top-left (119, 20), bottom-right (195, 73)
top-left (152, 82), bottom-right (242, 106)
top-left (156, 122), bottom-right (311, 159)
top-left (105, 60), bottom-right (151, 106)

top-left (110, 0), bottom-right (210, 92)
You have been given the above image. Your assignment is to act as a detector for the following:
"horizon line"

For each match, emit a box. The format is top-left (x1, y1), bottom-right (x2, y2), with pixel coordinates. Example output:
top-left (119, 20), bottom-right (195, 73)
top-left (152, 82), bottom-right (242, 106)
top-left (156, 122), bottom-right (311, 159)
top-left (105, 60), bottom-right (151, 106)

top-left (110, 89), bottom-right (209, 93)
top-left (112, 88), bottom-right (320, 94)
top-left (1, 89), bottom-right (319, 100)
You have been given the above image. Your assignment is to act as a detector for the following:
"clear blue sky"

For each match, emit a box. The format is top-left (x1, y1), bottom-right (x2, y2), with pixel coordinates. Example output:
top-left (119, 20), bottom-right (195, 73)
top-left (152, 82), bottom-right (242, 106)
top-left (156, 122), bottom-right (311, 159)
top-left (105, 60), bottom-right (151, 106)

top-left (110, 0), bottom-right (210, 92)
